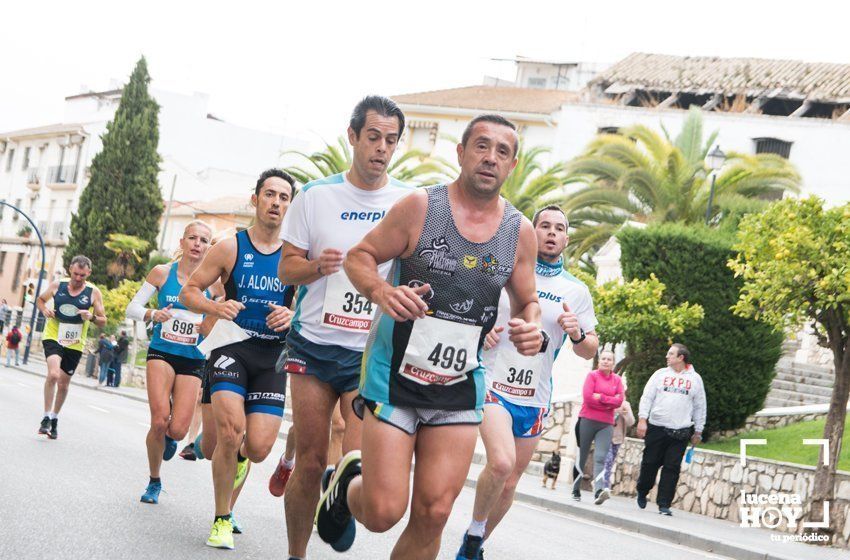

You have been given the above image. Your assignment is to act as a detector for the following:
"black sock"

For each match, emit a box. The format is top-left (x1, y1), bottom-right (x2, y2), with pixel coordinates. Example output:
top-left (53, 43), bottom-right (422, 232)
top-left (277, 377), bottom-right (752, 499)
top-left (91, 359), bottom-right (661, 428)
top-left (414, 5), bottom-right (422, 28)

top-left (237, 451), bottom-right (246, 463)
top-left (150, 477), bottom-right (161, 484)
top-left (215, 513), bottom-right (232, 523)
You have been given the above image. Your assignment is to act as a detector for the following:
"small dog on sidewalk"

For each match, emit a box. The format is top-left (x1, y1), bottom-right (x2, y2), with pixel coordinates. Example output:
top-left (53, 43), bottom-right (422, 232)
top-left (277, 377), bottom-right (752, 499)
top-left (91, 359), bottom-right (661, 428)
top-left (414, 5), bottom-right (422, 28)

top-left (542, 451), bottom-right (561, 489)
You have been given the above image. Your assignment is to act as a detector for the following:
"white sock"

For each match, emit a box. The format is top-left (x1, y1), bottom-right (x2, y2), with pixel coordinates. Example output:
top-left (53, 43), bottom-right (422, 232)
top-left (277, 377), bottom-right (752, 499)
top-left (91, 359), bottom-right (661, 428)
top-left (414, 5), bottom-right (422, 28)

top-left (44, 411), bottom-right (50, 418)
top-left (281, 456), bottom-right (295, 469)
top-left (49, 412), bottom-right (58, 420)
top-left (468, 518), bottom-right (486, 538)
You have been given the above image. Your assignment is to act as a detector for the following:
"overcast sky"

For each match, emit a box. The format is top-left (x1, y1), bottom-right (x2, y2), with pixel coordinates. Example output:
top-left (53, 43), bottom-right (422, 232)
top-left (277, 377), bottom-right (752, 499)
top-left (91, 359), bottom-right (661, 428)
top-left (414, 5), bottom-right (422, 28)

top-left (3, 1), bottom-right (849, 148)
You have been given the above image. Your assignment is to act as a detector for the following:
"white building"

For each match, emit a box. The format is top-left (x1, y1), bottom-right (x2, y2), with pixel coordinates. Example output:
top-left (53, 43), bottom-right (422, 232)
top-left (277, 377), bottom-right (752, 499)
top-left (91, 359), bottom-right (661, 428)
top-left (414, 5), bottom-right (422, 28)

top-left (0, 87), bottom-right (304, 307)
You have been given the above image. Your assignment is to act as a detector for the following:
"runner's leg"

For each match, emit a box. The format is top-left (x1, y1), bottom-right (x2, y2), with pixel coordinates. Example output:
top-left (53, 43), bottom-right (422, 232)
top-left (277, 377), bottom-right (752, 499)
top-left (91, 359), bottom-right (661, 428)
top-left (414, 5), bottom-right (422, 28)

top-left (471, 405), bottom-right (515, 527)
top-left (347, 410), bottom-right (415, 531)
top-left (328, 402), bottom-right (345, 465)
top-left (52, 370), bottom-right (72, 414)
top-left (167, 373), bottom-right (202, 441)
top-left (211, 392), bottom-right (247, 516)
top-left (243, 412), bottom-right (283, 463)
top-left (391, 423), bottom-right (477, 560)
top-left (43, 355), bottom-right (63, 413)
top-left (484, 435), bottom-right (540, 539)
top-left (145, 360), bottom-right (176, 479)
top-left (284, 374), bottom-right (336, 558)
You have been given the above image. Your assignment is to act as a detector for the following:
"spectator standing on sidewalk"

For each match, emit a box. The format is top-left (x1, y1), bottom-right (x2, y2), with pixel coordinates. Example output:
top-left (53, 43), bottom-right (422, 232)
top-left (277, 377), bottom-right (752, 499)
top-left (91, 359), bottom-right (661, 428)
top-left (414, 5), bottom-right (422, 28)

top-left (5, 325), bottom-right (22, 366)
top-left (0, 298), bottom-right (9, 333)
top-left (636, 343), bottom-right (707, 516)
top-left (573, 349), bottom-right (624, 505)
top-left (113, 331), bottom-right (129, 387)
top-left (98, 335), bottom-right (115, 386)
top-left (603, 385), bottom-right (635, 492)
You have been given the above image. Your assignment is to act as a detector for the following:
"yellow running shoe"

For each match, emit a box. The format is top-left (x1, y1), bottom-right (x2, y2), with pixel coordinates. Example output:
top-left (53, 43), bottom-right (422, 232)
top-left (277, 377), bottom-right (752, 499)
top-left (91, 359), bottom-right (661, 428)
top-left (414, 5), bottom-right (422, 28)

top-left (234, 457), bottom-right (250, 489)
top-left (206, 517), bottom-right (234, 550)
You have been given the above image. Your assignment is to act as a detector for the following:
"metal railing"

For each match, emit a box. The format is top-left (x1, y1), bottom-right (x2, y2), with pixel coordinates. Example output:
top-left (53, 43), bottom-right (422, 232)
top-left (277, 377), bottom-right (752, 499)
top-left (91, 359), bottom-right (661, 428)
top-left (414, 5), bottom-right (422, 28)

top-left (26, 168), bottom-right (40, 183)
top-left (47, 165), bottom-right (77, 184)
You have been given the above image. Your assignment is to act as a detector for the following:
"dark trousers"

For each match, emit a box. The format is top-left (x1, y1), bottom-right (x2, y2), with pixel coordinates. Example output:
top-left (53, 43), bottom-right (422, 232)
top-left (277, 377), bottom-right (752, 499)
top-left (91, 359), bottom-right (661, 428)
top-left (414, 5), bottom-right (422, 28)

top-left (636, 423), bottom-right (690, 508)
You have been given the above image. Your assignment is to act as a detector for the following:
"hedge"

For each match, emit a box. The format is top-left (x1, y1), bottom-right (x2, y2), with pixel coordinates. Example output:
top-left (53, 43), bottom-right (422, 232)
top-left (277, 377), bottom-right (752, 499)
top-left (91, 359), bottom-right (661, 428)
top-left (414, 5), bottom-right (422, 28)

top-left (617, 223), bottom-right (783, 437)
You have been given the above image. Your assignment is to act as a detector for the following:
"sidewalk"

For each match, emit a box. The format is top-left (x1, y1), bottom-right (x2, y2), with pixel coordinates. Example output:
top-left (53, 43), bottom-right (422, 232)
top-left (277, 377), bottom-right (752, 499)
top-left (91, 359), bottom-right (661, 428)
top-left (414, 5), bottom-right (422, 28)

top-left (8, 359), bottom-right (849, 560)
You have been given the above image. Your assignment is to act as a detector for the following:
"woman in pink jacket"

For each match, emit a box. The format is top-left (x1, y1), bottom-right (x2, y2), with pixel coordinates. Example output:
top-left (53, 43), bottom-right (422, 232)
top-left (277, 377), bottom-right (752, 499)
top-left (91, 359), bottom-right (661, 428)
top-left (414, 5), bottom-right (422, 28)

top-left (573, 349), bottom-right (623, 505)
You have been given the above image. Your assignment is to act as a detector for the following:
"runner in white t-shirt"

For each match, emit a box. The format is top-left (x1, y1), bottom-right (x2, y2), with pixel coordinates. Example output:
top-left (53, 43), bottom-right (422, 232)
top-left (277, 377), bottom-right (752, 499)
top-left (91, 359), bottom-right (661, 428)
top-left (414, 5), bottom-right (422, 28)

top-left (457, 205), bottom-right (599, 559)
top-left (277, 96), bottom-right (415, 558)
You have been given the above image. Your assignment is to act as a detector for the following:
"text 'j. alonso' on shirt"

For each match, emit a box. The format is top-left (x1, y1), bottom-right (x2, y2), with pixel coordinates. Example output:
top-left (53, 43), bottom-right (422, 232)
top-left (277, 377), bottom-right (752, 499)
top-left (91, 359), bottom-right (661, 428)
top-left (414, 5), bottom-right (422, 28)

top-left (280, 172), bottom-right (415, 352)
top-left (483, 258), bottom-right (598, 409)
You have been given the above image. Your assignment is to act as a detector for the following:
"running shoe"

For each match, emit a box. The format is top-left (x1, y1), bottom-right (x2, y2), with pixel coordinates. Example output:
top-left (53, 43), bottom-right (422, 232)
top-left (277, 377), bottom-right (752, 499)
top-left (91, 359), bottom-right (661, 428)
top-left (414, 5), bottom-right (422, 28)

top-left (637, 493), bottom-right (647, 509)
top-left (234, 456), bottom-right (250, 489)
top-left (659, 507), bottom-right (673, 516)
top-left (321, 466), bottom-right (334, 492)
top-left (194, 434), bottom-right (205, 460)
top-left (163, 436), bottom-right (178, 461)
top-left (179, 442), bottom-right (197, 461)
top-left (38, 416), bottom-right (50, 435)
top-left (594, 488), bottom-right (610, 505)
top-left (206, 517), bottom-right (234, 550)
top-left (48, 418), bottom-right (58, 440)
top-left (321, 464), bottom-right (357, 552)
top-left (231, 512), bottom-right (243, 534)
top-left (571, 489), bottom-right (581, 501)
top-left (269, 458), bottom-right (295, 497)
top-left (315, 450), bottom-right (361, 546)
top-left (140, 481), bottom-right (162, 504)
top-left (456, 532), bottom-right (484, 559)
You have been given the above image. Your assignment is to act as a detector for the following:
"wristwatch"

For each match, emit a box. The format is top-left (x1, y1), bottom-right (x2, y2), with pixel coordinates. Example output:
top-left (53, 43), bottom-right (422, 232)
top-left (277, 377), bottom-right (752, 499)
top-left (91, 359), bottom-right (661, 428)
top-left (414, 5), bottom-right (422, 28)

top-left (538, 330), bottom-right (550, 354)
top-left (569, 328), bottom-right (586, 345)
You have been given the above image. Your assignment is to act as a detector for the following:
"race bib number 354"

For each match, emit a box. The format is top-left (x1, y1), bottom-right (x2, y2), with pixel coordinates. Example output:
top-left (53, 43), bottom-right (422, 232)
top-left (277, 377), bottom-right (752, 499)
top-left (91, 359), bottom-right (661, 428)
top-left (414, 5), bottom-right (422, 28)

top-left (322, 272), bottom-right (376, 332)
top-left (400, 316), bottom-right (482, 386)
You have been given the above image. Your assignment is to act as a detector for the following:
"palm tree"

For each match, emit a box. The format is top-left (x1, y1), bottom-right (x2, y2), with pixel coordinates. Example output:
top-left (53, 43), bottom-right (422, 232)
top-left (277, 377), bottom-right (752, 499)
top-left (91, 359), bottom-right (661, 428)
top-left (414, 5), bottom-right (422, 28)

top-left (285, 136), bottom-right (456, 187)
top-left (562, 107), bottom-right (801, 261)
top-left (104, 233), bottom-right (150, 286)
top-left (499, 144), bottom-right (578, 219)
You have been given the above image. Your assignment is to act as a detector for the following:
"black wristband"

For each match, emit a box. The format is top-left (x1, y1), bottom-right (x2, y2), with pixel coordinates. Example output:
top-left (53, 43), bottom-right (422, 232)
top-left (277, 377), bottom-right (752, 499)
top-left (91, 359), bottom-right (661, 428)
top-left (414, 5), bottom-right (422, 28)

top-left (569, 328), bottom-right (586, 345)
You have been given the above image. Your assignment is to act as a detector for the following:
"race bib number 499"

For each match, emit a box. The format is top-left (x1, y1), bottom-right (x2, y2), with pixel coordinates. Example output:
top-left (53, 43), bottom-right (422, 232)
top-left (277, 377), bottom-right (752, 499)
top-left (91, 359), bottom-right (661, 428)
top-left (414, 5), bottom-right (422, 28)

top-left (322, 272), bottom-right (376, 332)
top-left (400, 315), bottom-right (482, 386)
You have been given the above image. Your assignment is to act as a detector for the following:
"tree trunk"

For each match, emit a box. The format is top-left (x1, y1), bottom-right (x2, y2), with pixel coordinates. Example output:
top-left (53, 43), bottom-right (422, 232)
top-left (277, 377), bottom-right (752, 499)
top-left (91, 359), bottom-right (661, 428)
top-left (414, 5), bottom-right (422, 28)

top-left (810, 340), bottom-right (850, 543)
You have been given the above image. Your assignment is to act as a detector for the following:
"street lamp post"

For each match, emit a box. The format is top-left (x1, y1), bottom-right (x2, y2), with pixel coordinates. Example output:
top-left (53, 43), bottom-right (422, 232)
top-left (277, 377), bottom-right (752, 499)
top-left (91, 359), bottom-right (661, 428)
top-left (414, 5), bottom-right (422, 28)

top-left (705, 145), bottom-right (727, 225)
top-left (1, 201), bottom-right (47, 364)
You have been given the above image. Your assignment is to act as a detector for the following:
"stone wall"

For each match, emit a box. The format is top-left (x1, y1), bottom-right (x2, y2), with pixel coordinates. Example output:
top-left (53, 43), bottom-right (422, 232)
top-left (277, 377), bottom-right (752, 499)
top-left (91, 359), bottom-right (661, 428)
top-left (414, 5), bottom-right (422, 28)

top-left (609, 438), bottom-right (850, 547)
top-left (713, 410), bottom-right (829, 441)
top-left (532, 397), bottom-right (580, 463)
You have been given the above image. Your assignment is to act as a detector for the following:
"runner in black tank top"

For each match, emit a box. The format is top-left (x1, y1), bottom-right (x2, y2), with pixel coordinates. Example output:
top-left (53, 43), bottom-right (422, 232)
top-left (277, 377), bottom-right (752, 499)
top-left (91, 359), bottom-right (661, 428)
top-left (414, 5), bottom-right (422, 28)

top-left (315, 115), bottom-right (544, 560)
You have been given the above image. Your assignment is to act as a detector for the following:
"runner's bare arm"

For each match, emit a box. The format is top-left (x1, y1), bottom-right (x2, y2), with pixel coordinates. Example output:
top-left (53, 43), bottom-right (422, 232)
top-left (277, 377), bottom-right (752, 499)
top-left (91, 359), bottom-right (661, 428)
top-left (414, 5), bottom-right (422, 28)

top-left (89, 287), bottom-right (107, 328)
top-left (345, 191), bottom-right (430, 321)
top-left (36, 281), bottom-right (60, 318)
top-left (180, 238), bottom-right (244, 320)
top-left (279, 243), bottom-right (344, 286)
top-left (505, 219), bottom-right (543, 356)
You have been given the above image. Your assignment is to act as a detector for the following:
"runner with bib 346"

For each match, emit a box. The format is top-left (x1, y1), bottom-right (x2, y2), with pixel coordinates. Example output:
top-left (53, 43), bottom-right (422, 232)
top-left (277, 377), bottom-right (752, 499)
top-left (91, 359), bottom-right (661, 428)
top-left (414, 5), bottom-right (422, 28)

top-left (456, 205), bottom-right (599, 559)
top-left (316, 114), bottom-right (544, 560)
top-left (37, 255), bottom-right (107, 440)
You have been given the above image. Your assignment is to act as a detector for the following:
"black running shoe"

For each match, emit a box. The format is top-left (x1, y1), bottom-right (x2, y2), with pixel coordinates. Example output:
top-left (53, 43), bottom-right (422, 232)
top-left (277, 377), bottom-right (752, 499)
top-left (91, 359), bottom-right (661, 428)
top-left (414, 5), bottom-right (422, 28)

top-left (179, 443), bottom-right (197, 461)
top-left (48, 418), bottom-right (58, 440)
top-left (315, 450), bottom-right (361, 546)
top-left (38, 416), bottom-right (50, 435)
top-left (456, 532), bottom-right (484, 559)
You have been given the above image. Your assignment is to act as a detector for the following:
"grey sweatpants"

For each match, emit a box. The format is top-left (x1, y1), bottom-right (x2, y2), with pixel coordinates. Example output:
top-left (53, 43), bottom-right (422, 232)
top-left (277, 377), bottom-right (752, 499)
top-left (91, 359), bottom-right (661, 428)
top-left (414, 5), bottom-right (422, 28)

top-left (574, 417), bottom-right (614, 493)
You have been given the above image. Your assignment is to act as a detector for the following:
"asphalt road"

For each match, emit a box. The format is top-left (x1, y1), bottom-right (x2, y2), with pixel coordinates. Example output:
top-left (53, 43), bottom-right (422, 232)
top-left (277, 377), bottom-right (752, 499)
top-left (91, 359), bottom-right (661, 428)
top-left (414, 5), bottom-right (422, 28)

top-left (0, 366), bottom-right (730, 559)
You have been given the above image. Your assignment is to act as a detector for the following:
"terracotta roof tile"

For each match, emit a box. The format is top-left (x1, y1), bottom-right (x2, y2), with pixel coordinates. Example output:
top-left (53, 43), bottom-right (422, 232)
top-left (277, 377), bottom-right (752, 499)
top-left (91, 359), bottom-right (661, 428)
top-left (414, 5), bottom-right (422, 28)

top-left (393, 85), bottom-right (578, 115)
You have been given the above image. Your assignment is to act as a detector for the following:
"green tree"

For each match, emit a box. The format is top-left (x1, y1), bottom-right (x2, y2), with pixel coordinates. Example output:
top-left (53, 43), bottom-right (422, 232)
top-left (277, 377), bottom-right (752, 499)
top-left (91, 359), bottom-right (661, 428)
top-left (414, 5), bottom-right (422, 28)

top-left (562, 107), bottom-right (801, 260)
top-left (499, 144), bottom-right (577, 219)
top-left (99, 279), bottom-right (150, 332)
top-left (286, 136), bottom-right (455, 187)
top-left (65, 57), bottom-right (163, 287)
top-left (104, 233), bottom-right (150, 285)
top-left (729, 197), bottom-right (850, 542)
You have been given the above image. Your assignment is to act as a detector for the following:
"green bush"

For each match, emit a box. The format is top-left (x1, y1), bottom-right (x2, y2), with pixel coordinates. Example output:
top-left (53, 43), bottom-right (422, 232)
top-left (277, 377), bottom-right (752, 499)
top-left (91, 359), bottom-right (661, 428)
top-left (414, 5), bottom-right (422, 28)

top-left (618, 223), bottom-right (783, 437)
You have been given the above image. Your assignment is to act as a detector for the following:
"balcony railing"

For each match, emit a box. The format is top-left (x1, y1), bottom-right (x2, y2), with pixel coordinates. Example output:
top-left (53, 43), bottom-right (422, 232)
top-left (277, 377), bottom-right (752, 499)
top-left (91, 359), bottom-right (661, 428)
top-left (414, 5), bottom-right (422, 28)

top-left (27, 168), bottom-right (40, 184)
top-left (47, 165), bottom-right (77, 184)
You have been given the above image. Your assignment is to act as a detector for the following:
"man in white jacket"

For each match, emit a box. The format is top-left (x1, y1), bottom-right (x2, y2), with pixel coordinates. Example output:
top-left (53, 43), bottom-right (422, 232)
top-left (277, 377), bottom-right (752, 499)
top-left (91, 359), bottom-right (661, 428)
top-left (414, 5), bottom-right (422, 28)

top-left (636, 343), bottom-right (707, 516)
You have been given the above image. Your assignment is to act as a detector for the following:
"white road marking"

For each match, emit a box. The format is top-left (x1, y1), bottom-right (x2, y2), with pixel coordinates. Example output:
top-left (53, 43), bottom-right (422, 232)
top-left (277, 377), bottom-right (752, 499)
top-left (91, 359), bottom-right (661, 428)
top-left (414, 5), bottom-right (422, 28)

top-left (88, 405), bottom-right (110, 413)
top-left (17, 382), bottom-right (30, 388)
top-left (514, 501), bottom-right (731, 559)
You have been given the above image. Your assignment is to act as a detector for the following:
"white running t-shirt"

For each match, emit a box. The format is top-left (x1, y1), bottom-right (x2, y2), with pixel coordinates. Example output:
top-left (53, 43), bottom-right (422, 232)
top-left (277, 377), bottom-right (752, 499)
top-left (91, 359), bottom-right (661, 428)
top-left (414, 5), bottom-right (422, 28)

top-left (483, 261), bottom-right (597, 408)
top-left (280, 172), bottom-right (415, 351)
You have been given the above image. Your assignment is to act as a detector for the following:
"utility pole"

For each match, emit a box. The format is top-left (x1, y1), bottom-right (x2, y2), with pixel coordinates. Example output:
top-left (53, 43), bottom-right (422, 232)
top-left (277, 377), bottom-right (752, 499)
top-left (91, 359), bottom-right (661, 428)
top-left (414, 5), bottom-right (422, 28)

top-left (159, 174), bottom-right (177, 252)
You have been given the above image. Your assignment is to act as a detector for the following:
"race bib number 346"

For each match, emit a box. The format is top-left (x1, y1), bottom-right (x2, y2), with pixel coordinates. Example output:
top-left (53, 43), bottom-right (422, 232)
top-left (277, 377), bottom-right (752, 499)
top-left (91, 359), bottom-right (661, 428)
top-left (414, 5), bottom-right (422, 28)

top-left (322, 272), bottom-right (376, 332)
top-left (400, 315), bottom-right (482, 386)
top-left (490, 345), bottom-right (544, 399)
